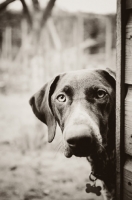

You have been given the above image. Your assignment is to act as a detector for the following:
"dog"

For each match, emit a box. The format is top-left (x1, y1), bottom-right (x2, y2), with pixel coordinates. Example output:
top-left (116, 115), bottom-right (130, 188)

top-left (29, 68), bottom-right (116, 200)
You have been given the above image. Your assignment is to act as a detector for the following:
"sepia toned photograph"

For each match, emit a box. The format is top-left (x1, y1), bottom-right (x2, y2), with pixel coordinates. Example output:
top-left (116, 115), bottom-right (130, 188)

top-left (0, 0), bottom-right (131, 200)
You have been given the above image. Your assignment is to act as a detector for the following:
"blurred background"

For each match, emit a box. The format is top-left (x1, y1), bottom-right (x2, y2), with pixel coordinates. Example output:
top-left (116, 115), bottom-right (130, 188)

top-left (0, 0), bottom-right (116, 200)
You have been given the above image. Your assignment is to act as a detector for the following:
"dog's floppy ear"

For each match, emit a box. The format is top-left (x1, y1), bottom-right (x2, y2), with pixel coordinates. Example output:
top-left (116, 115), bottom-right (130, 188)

top-left (29, 75), bottom-right (60, 143)
top-left (96, 68), bottom-right (116, 89)
top-left (105, 67), bottom-right (116, 81)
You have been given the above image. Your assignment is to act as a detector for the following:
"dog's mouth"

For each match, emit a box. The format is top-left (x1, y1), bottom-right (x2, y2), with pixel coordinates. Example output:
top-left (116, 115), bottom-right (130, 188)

top-left (63, 124), bottom-right (102, 158)
top-left (64, 144), bottom-right (92, 158)
top-left (64, 148), bottom-right (73, 158)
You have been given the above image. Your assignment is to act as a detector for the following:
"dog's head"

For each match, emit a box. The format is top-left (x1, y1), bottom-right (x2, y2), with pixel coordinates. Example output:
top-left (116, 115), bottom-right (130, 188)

top-left (29, 69), bottom-right (115, 158)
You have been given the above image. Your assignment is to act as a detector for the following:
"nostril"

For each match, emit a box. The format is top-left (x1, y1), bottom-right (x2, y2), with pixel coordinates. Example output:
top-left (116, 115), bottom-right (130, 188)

top-left (67, 137), bottom-right (77, 146)
top-left (67, 136), bottom-right (91, 148)
top-left (29, 96), bottom-right (35, 106)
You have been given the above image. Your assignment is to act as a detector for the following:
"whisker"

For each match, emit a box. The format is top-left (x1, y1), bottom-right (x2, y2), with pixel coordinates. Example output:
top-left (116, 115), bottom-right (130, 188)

top-left (55, 139), bottom-right (63, 150)
top-left (54, 139), bottom-right (64, 156)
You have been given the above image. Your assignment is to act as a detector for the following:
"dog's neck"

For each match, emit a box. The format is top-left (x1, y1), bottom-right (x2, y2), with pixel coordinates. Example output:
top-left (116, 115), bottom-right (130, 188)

top-left (89, 111), bottom-right (116, 190)
top-left (87, 142), bottom-right (115, 191)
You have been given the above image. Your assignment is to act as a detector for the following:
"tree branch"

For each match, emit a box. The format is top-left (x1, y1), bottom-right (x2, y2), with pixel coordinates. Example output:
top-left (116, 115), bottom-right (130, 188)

top-left (32, 0), bottom-right (40, 12)
top-left (0, 0), bottom-right (16, 12)
top-left (41, 0), bottom-right (57, 28)
top-left (20, 0), bottom-right (32, 27)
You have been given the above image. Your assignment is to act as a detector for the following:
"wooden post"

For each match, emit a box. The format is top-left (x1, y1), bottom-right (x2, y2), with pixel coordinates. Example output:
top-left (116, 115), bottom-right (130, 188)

top-left (76, 15), bottom-right (84, 69)
top-left (47, 18), bottom-right (61, 51)
top-left (105, 16), bottom-right (112, 68)
top-left (124, 1), bottom-right (132, 199)
top-left (21, 19), bottom-right (29, 68)
top-left (116, 0), bottom-right (126, 199)
top-left (2, 27), bottom-right (12, 60)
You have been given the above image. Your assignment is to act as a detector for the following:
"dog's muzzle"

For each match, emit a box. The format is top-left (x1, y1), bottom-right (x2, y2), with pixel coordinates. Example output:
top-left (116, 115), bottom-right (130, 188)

top-left (64, 124), bottom-right (94, 157)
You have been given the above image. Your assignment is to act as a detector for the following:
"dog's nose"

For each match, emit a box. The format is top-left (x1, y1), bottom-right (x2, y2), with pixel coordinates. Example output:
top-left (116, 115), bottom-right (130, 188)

top-left (65, 125), bottom-right (92, 148)
top-left (67, 135), bottom-right (91, 150)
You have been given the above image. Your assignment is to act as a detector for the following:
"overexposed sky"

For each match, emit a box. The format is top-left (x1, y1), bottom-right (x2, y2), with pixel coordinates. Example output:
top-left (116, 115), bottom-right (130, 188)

top-left (56, 0), bottom-right (116, 14)
top-left (1, 0), bottom-right (116, 14)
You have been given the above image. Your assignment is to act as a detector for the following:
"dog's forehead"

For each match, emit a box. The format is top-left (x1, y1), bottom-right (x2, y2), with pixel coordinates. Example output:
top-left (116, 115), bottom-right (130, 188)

top-left (64, 70), bottom-right (98, 84)
top-left (56, 70), bottom-right (109, 91)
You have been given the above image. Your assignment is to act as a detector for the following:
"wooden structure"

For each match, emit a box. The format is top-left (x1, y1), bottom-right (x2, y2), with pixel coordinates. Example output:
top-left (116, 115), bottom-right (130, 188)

top-left (116, 0), bottom-right (132, 199)
top-left (0, 9), bottom-right (116, 93)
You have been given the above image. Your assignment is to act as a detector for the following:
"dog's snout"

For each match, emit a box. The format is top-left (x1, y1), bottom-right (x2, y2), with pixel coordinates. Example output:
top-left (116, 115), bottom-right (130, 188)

top-left (67, 135), bottom-right (91, 147)
top-left (65, 125), bottom-right (92, 153)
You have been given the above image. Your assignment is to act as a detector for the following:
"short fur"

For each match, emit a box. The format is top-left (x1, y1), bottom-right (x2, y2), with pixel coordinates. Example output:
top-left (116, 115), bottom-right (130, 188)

top-left (29, 69), bottom-right (116, 200)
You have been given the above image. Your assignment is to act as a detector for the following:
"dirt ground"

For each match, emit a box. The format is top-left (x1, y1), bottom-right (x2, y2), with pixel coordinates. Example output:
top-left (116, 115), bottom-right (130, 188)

top-left (0, 93), bottom-right (103, 200)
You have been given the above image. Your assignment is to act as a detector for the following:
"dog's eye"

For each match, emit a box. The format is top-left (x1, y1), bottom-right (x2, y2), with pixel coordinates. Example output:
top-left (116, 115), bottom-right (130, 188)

top-left (57, 94), bottom-right (66, 102)
top-left (96, 89), bottom-right (107, 98)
